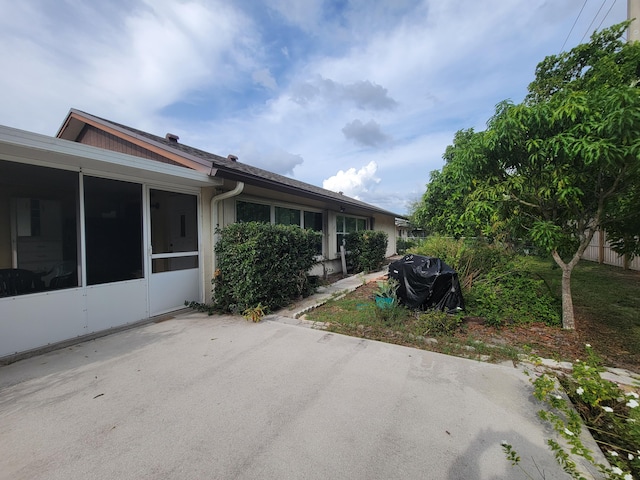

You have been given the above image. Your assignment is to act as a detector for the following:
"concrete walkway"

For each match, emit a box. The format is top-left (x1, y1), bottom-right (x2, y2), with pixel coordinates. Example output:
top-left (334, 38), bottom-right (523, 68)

top-left (267, 269), bottom-right (388, 326)
top-left (1, 303), bottom-right (604, 479)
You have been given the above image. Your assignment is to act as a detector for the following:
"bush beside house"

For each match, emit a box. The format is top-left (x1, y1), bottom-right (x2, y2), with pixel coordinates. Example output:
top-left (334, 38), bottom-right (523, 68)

top-left (212, 222), bottom-right (321, 313)
top-left (345, 231), bottom-right (388, 273)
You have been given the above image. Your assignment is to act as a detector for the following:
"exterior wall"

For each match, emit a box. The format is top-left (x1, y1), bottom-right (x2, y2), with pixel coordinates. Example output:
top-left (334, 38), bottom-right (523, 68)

top-left (374, 214), bottom-right (397, 257)
top-left (215, 194), bottom-right (397, 277)
top-left (1, 277), bottom-right (150, 359)
top-left (78, 126), bottom-right (184, 167)
top-left (0, 130), bottom-right (214, 359)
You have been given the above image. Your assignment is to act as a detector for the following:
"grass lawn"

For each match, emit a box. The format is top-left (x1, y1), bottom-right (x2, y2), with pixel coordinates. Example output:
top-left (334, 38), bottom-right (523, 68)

top-left (531, 259), bottom-right (640, 358)
top-left (305, 257), bottom-right (640, 373)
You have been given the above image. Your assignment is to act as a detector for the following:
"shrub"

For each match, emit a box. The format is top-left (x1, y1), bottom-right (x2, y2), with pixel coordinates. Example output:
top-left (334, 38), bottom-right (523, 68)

top-left (397, 238), bottom-right (416, 254)
top-left (413, 237), bottom-right (560, 326)
top-left (464, 259), bottom-right (561, 327)
top-left (417, 310), bottom-right (463, 336)
top-left (345, 230), bottom-right (388, 273)
top-left (212, 222), bottom-right (321, 312)
top-left (412, 235), bottom-right (511, 290)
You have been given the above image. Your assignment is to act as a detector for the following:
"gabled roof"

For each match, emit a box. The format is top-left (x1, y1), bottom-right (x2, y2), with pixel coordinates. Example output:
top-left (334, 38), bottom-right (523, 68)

top-left (57, 109), bottom-right (399, 217)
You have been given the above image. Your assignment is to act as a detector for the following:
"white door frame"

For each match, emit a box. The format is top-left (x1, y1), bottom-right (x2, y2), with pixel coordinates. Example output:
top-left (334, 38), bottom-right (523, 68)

top-left (146, 185), bottom-right (202, 316)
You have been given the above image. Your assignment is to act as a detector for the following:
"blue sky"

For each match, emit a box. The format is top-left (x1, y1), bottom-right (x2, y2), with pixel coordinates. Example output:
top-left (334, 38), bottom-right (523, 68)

top-left (0, 0), bottom-right (629, 215)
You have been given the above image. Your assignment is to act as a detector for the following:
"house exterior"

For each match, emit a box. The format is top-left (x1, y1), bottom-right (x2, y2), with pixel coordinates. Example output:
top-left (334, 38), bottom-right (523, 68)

top-left (0, 109), bottom-right (399, 360)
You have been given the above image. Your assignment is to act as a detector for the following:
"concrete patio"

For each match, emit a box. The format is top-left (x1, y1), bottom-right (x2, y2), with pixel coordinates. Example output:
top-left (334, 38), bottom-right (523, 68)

top-left (0, 306), bottom-right (602, 480)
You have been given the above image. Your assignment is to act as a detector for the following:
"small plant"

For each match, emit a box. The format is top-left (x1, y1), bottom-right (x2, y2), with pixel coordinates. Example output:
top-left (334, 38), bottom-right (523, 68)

top-left (417, 310), bottom-right (462, 336)
top-left (243, 303), bottom-right (266, 322)
top-left (504, 344), bottom-right (639, 480)
top-left (374, 278), bottom-right (399, 299)
top-left (374, 301), bottom-right (405, 324)
top-left (373, 278), bottom-right (400, 313)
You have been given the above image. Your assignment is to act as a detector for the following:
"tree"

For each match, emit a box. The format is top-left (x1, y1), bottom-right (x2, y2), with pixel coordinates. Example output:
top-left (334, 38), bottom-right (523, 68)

top-left (470, 22), bottom-right (640, 329)
top-left (417, 22), bottom-right (640, 329)
top-left (412, 129), bottom-right (490, 237)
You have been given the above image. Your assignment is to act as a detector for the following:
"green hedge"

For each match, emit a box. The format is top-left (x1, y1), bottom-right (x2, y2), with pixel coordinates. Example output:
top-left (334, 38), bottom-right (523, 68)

top-left (345, 230), bottom-right (388, 273)
top-left (212, 222), bottom-right (321, 312)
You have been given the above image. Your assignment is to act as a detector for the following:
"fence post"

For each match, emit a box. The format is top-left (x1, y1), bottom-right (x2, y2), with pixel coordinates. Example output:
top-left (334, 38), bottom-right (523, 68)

top-left (598, 229), bottom-right (605, 264)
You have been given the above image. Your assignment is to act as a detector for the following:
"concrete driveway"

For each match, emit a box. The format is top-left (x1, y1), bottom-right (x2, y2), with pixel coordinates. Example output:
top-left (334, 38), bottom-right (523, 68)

top-left (0, 312), bottom-right (591, 479)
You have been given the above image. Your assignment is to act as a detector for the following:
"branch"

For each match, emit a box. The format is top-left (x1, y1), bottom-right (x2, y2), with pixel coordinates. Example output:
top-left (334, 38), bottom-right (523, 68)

top-left (510, 193), bottom-right (541, 210)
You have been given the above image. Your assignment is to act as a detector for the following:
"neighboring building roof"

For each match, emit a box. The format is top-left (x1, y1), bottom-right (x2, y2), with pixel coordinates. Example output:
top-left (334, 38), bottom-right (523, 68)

top-left (57, 109), bottom-right (399, 217)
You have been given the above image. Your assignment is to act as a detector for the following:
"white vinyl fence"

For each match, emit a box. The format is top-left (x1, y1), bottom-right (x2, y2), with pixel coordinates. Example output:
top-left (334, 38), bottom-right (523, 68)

top-left (582, 230), bottom-right (640, 271)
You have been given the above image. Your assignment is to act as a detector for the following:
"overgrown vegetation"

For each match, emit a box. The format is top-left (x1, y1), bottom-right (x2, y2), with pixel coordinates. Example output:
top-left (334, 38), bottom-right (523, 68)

top-left (307, 235), bottom-right (640, 368)
top-left (345, 230), bottom-right (388, 273)
top-left (505, 346), bottom-right (639, 480)
top-left (396, 238), bottom-right (416, 255)
top-left (465, 264), bottom-right (561, 327)
top-left (409, 236), bottom-right (561, 327)
top-left (411, 235), bottom-right (509, 290)
top-left (207, 222), bottom-right (321, 314)
top-left (412, 22), bottom-right (640, 329)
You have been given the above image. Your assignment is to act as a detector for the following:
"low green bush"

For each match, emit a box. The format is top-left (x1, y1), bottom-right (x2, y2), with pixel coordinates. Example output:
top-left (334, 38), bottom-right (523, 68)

top-left (396, 238), bottom-right (416, 254)
top-left (464, 259), bottom-right (561, 327)
top-left (411, 237), bottom-right (560, 327)
top-left (345, 230), bottom-right (388, 273)
top-left (412, 235), bottom-right (511, 290)
top-left (212, 222), bottom-right (321, 313)
top-left (417, 310), bottom-right (463, 336)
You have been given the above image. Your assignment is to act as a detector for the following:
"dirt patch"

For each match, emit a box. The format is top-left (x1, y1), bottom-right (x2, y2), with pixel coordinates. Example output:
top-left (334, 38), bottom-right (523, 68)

top-left (328, 280), bottom-right (639, 374)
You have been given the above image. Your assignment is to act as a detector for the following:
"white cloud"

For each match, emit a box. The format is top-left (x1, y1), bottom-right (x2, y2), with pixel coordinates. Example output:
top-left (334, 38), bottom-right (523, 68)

top-left (266, 0), bottom-right (324, 31)
top-left (0, 0), bottom-right (629, 216)
top-left (323, 161), bottom-right (380, 200)
top-left (0, 0), bottom-right (259, 132)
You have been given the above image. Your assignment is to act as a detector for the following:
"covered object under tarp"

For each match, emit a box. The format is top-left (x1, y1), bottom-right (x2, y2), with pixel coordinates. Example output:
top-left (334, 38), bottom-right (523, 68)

top-left (388, 254), bottom-right (465, 312)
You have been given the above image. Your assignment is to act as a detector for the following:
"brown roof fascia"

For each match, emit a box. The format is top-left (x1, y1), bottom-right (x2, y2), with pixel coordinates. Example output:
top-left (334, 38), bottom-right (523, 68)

top-left (57, 110), bottom-right (211, 174)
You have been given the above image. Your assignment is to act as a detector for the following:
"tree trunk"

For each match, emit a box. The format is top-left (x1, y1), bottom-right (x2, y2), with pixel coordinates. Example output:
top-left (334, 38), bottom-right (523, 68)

top-left (551, 250), bottom-right (579, 330)
top-left (550, 226), bottom-right (598, 330)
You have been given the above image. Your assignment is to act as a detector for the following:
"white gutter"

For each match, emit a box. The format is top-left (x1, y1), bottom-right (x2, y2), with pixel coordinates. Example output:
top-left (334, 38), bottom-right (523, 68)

top-left (211, 182), bottom-right (244, 273)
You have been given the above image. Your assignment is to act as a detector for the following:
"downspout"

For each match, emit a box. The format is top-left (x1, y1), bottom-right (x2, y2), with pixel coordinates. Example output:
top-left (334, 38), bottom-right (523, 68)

top-left (211, 181), bottom-right (244, 274)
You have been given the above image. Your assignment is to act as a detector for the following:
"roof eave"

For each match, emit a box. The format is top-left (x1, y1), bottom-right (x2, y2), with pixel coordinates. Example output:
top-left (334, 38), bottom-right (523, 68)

top-left (211, 167), bottom-right (398, 217)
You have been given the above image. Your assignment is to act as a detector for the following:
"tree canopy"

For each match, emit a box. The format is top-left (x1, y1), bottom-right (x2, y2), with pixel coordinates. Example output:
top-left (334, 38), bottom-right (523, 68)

top-left (413, 22), bottom-right (640, 329)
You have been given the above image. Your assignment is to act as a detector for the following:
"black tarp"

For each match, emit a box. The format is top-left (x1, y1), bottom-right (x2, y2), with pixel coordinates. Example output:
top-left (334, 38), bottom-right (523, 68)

top-left (388, 254), bottom-right (465, 312)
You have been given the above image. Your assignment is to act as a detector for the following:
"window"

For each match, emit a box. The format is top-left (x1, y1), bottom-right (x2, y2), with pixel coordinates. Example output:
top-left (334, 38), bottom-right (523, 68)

top-left (336, 215), bottom-right (368, 251)
top-left (0, 160), bottom-right (79, 296)
top-left (236, 200), bottom-right (324, 254)
top-left (84, 176), bottom-right (143, 285)
top-left (237, 200), bottom-right (270, 223)
top-left (303, 211), bottom-right (323, 254)
top-left (275, 206), bottom-right (300, 226)
top-left (304, 211), bottom-right (323, 231)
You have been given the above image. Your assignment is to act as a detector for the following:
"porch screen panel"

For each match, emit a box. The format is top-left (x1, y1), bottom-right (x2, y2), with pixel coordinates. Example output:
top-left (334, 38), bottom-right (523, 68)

top-left (0, 160), bottom-right (79, 296)
top-left (84, 176), bottom-right (143, 285)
